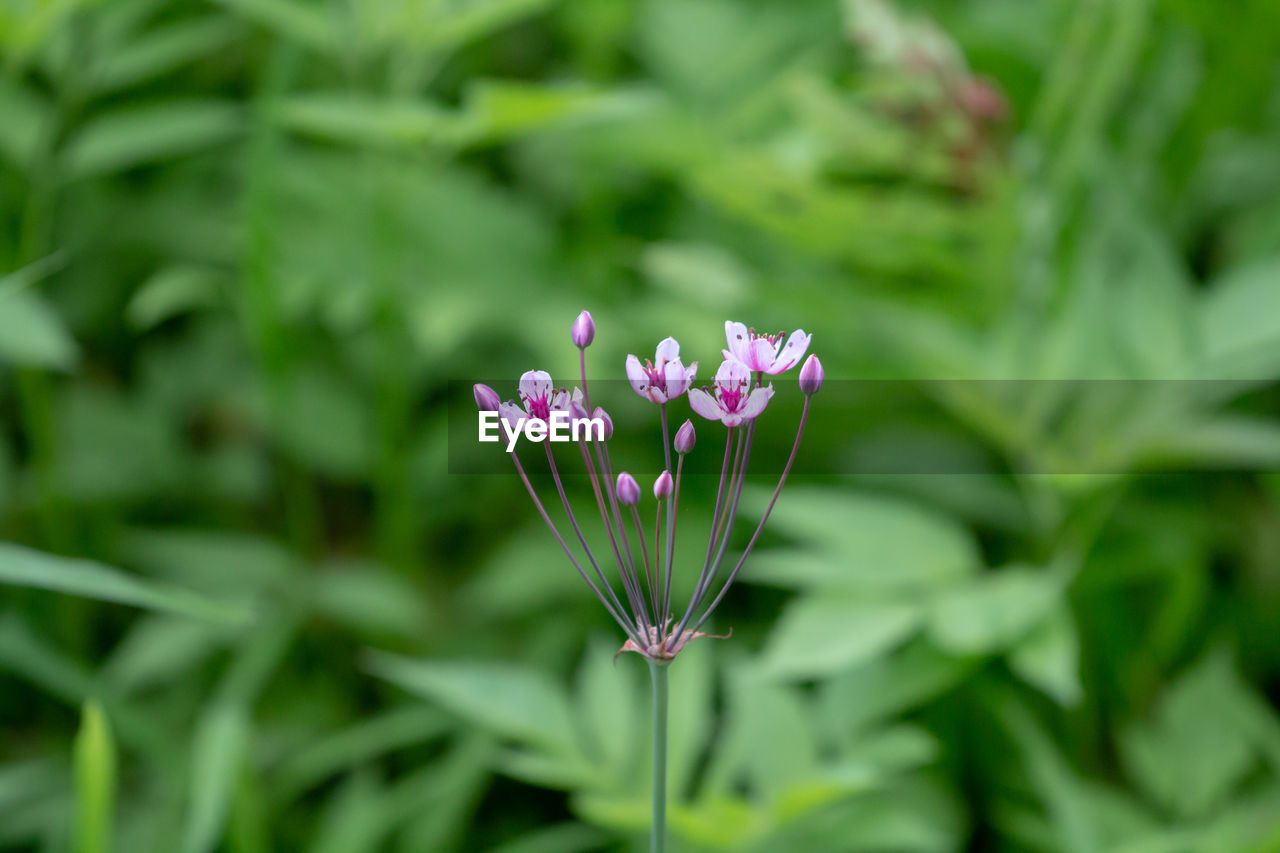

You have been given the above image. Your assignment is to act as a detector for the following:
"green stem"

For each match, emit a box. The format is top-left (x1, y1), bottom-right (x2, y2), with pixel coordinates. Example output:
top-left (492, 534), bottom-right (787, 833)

top-left (648, 660), bottom-right (669, 853)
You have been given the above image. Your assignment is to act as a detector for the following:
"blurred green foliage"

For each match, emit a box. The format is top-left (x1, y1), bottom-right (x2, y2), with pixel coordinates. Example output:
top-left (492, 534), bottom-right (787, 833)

top-left (3, 0), bottom-right (1280, 850)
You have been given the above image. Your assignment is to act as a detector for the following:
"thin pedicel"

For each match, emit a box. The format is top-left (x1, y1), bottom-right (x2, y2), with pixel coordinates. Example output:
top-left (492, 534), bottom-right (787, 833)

top-left (474, 312), bottom-right (822, 853)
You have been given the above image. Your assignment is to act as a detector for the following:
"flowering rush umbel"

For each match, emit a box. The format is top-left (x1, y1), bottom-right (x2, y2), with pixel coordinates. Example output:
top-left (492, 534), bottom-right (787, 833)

top-left (472, 313), bottom-right (822, 659)
top-left (474, 311), bottom-right (821, 852)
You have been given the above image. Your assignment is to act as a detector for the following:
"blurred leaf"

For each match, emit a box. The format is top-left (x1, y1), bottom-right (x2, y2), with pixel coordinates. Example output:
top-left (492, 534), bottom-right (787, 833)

top-left (53, 384), bottom-right (184, 501)
top-left (389, 735), bottom-right (495, 852)
top-left (666, 638), bottom-right (714, 795)
top-left (102, 615), bottom-right (233, 694)
top-left (1140, 413), bottom-right (1280, 469)
top-left (820, 639), bottom-right (977, 735)
top-left (306, 770), bottom-right (389, 853)
top-left (273, 95), bottom-right (455, 147)
top-left (274, 707), bottom-right (452, 802)
top-left (273, 366), bottom-right (372, 479)
top-left (121, 528), bottom-right (298, 596)
top-left (1009, 606), bottom-right (1082, 706)
top-left (0, 78), bottom-right (49, 170)
top-left (642, 242), bottom-right (751, 306)
top-left (0, 758), bottom-right (63, 819)
top-left (73, 701), bottom-right (116, 853)
top-left (275, 83), bottom-right (652, 150)
top-left (210, 0), bottom-right (333, 53)
top-left (741, 488), bottom-right (980, 591)
top-left (998, 692), bottom-right (1102, 853)
top-left (0, 543), bottom-right (248, 622)
top-left (759, 596), bottom-right (920, 680)
top-left (63, 100), bottom-right (242, 178)
top-left (183, 703), bottom-right (250, 853)
top-left (927, 565), bottom-right (1067, 656)
top-left (1120, 650), bottom-right (1260, 819)
top-left (0, 612), bottom-right (97, 704)
top-left (93, 17), bottom-right (242, 93)
top-left (464, 80), bottom-right (656, 142)
top-left (0, 258), bottom-right (78, 370)
top-left (482, 822), bottom-right (607, 853)
top-left (126, 266), bottom-right (224, 330)
top-left (415, 0), bottom-right (551, 52)
top-left (310, 560), bottom-right (428, 638)
top-left (575, 637), bottom-right (638, 772)
top-left (365, 653), bottom-right (577, 752)
top-left (1200, 255), bottom-right (1280, 378)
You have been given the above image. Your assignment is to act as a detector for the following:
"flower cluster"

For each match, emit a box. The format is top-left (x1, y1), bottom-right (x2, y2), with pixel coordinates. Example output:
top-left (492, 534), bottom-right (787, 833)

top-left (474, 310), bottom-right (822, 662)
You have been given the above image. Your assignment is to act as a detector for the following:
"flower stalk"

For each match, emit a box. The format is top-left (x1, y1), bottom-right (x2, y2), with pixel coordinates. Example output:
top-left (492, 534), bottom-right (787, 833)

top-left (477, 316), bottom-right (822, 851)
top-left (648, 660), bottom-right (669, 853)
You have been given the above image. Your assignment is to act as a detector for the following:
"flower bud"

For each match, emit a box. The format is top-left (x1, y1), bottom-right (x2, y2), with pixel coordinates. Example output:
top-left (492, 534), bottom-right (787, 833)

top-left (674, 419), bottom-right (696, 454)
top-left (473, 383), bottom-right (501, 411)
top-left (798, 354), bottom-right (824, 395)
top-left (571, 310), bottom-right (595, 348)
top-left (593, 406), bottom-right (613, 440)
top-left (653, 470), bottom-right (673, 499)
top-left (616, 472), bottom-right (640, 506)
top-left (569, 400), bottom-right (590, 422)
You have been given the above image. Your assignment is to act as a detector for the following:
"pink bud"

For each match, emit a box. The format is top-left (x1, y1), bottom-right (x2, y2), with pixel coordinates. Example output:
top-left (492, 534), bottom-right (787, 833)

top-left (569, 400), bottom-right (590, 422)
top-left (616, 472), bottom-right (640, 506)
top-left (593, 406), bottom-right (613, 440)
top-left (674, 419), bottom-right (696, 454)
top-left (653, 470), bottom-right (673, 499)
top-left (473, 383), bottom-right (501, 411)
top-left (571, 310), bottom-right (595, 348)
top-left (798, 354), bottom-right (824, 395)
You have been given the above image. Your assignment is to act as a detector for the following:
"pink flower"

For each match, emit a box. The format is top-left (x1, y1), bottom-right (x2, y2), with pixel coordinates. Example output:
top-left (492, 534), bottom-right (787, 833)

top-left (798, 354), bottom-right (824, 395)
top-left (688, 359), bottom-right (774, 426)
top-left (499, 370), bottom-right (581, 428)
top-left (626, 337), bottom-right (697, 404)
top-left (722, 321), bottom-right (811, 375)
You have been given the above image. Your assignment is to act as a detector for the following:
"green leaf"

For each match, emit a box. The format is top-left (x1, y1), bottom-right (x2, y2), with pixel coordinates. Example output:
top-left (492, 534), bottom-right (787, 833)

top-left (927, 566), bottom-right (1067, 656)
top-left (183, 703), bottom-right (250, 853)
top-left (0, 543), bottom-right (249, 623)
top-left (309, 560), bottom-right (428, 638)
top-left (575, 637), bottom-right (638, 772)
top-left (1010, 607), bottom-right (1082, 706)
top-left (464, 80), bottom-right (655, 142)
top-left (274, 707), bottom-right (451, 803)
top-left (759, 597), bottom-right (921, 680)
top-left (272, 367), bottom-right (372, 479)
top-left (93, 18), bottom-right (242, 93)
top-left (63, 100), bottom-right (242, 178)
top-left (1200, 255), bottom-right (1280, 378)
top-left (741, 488), bottom-right (980, 592)
top-left (103, 615), bottom-right (233, 694)
top-left (0, 258), bottom-right (78, 370)
top-left (0, 79), bottom-right (49, 170)
top-left (1120, 651), bottom-right (1260, 818)
top-left (306, 771), bottom-right (389, 853)
top-left (642, 242), bottom-right (751, 305)
top-left (365, 653), bottom-right (576, 752)
top-left (482, 822), bottom-right (608, 853)
top-left (73, 701), bottom-right (116, 853)
top-left (273, 95), bottom-right (457, 147)
top-left (1140, 414), bottom-right (1280, 469)
top-left (819, 639), bottom-right (977, 735)
top-left (211, 0), bottom-right (334, 53)
top-left (416, 0), bottom-right (552, 52)
top-left (126, 266), bottom-right (224, 330)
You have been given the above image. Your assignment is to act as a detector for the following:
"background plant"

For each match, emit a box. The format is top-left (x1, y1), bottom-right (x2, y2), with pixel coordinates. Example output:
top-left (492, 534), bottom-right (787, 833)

top-left (2, 0), bottom-right (1280, 851)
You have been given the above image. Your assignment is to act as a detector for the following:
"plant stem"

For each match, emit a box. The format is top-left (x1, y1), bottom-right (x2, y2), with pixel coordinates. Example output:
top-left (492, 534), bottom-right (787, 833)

top-left (648, 660), bottom-right (669, 853)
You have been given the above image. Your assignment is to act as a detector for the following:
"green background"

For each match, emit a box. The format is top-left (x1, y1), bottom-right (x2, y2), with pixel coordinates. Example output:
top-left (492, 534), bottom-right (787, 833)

top-left (2, 0), bottom-right (1280, 850)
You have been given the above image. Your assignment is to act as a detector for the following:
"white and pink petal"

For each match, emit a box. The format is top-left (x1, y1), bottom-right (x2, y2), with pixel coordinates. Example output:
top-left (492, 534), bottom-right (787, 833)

top-left (687, 388), bottom-right (726, 422)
